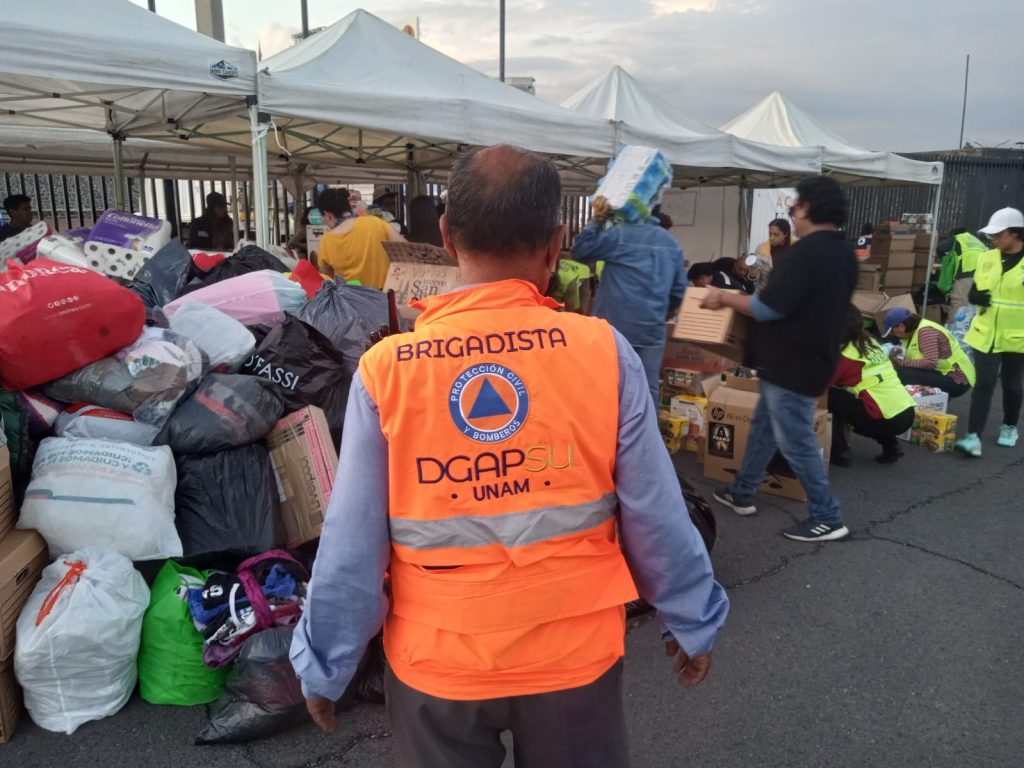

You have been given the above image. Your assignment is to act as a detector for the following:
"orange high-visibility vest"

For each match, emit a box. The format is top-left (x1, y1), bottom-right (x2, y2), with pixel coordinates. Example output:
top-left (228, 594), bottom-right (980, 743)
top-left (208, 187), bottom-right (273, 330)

top-left (359, 279), bottom-right (638, 700)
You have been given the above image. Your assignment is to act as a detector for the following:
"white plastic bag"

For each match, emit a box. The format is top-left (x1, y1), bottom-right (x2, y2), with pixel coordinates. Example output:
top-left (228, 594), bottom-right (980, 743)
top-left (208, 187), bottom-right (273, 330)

top-left (15, 548), bottom-right (149, 734)
top-left (18, 437), bottom-right (182, 561)
top-left (54, 404), bottom-right (160, 445)
top-left (167, 301), bottom-right (256, 373)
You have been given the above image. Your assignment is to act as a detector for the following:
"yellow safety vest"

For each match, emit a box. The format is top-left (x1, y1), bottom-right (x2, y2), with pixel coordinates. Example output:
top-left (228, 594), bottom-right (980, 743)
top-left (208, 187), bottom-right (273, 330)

top-left (906, 318), bottom-right (976, 386)
top-left (955, 232), bottom-right (988, 275)
top-left (965, 249), bottom-right (1024, 354)
top-left (842, 341), bottom-right (916, 419)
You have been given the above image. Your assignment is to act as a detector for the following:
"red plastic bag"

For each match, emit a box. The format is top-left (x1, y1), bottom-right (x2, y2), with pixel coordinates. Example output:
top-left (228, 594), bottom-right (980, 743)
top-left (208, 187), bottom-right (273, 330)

top-left (0, 259), bottom-right (145, 391)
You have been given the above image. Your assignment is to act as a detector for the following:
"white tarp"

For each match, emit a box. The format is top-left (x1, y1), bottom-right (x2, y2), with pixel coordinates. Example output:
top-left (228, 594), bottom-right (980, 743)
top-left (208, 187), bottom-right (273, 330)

top-left (721, 92), bottom-right (942, 186)
top-left (0, 0), bottom-right (256, 138)
top-left (562, 67), bottom-right (821, 185)
top-left (252, 9), bottom-right (616, 168)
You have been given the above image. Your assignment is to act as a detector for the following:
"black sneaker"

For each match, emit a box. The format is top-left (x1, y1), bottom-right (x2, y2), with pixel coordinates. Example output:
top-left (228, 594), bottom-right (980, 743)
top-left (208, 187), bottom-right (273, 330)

top-left (782, 518), bottom-right (850, 542)
top-left (713, 488), bottom-right (757, 516)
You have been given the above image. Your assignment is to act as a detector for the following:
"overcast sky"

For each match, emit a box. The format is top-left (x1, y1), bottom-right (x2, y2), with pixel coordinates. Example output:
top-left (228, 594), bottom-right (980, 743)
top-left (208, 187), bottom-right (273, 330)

top-left (133, 0), bottom-right (1023, 152)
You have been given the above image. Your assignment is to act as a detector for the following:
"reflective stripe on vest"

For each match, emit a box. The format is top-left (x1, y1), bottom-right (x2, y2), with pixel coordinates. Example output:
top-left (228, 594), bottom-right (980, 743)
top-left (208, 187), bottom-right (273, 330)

top-left (906, 318), bottom-right (976, 386)
top-left (955, 232), bottom-right (988, 275)
top-left (359, 279), bottom-right (638, 644)
top-left (843, 341), bottom-right (916, 419)
top-left (965, 249), bottom-right (1024, 354)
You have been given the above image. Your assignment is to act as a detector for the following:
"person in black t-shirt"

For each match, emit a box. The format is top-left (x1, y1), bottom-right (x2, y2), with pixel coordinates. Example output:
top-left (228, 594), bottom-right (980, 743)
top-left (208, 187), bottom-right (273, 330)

top-left (701, 176), bottom-right (857, 543)
top-left (0, 194), bottom-right (33, 243)
top-left (188, 192), bottom-right (235, 251)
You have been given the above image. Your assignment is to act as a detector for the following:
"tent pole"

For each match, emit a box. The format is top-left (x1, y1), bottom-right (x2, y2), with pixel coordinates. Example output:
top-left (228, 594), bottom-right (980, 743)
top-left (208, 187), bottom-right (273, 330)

top-left (112, 134), bottom-right (127, 210)
top-left (921, 177), bottom-right (944, 313)
top-left (248, 100), bottom-right (269, 248)
top-left (229, 155), bottom-right (240, 247)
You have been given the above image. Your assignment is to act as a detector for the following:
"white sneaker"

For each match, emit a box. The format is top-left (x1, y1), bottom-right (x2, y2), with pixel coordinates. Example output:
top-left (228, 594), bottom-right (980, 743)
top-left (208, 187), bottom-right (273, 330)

top-left (997, 425), bottom-right (1019, 448)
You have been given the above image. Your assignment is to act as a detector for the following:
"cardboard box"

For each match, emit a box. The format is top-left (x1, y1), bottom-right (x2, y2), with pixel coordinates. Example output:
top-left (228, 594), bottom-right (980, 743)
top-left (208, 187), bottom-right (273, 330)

top-left (704, 381), bottom-right (830, 502)
top-left (382, 241), bottom-right (461, 322)
top-left (856, 264), bottom-right (881, 292)
top-left (672, 287), bottom-right (749, 363)
top-left (0, 530), bottom-right (47, 662)
top-left (873, 234), bottom-right (916, 255)
top-left (0, 447), bottom-right (12, 542)
top-left (662, 368), bottom-right (714, 397)
top-left (898, 388), bottom-right (949, 441)
top-left (0, 658), bottom-right (20, 744)
top-left (658, 411), bottom-right (689, 454)
top-left (853, 292), bottom-right (918, 332)
top-left (662, 336), bottom-right (736, 375)
top-left (267, 407), bottom-right (339, 549)
top-left (914, 232), bottom-right (935, 249)
top-left (669, 394), bottom-right (708, 451)
top-left (884, 268), bottom-right (915, 290)
top-left (885, 250), bottom-right (917, 271)
top-left (909, 411), bottom-right (958, 452)
top-left (914, 250), bottom-right (933, 267)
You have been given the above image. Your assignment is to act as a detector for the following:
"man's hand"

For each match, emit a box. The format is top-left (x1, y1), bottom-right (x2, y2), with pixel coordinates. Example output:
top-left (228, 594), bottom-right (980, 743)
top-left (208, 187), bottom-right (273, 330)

top-left (700, 288), bottom-right (725, 310)
top-left (591, 195), bottom-right (612, 223)
top-left (665, 639), bottom-right (713, 687)
top-left (306, 697), bottom-right (337, 734)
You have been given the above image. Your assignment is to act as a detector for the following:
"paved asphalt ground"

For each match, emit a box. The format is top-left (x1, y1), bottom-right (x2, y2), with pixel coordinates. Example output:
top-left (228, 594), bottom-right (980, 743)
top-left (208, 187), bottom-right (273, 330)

top-left (5, 389), bottom-right (1023, 767)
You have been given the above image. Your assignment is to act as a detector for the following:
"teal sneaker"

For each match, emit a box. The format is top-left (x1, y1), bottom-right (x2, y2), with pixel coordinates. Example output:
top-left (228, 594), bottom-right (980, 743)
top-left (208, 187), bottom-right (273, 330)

top-left (955, 433), bottom-right (982, 457)
top-left (997, 425), bottom-right (1019, 447)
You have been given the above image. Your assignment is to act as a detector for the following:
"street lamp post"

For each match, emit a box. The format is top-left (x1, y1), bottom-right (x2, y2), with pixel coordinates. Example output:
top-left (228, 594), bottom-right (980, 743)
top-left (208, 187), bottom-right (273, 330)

top-left (499, 0), bottom-right (506, 82)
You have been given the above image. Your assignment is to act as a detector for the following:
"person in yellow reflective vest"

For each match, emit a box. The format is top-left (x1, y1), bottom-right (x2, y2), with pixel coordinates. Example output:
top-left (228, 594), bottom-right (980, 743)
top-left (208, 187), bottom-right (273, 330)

top-left (883, 308), bottom-right (975, 398)
top-left (291, 145), bottom-right (729, 768)
top-left (937, 228), bottom-right (989, 312)
top-left (828, 305), bottom-right (917, 466)
top-left (956, 207), bottom-right (1024, 457)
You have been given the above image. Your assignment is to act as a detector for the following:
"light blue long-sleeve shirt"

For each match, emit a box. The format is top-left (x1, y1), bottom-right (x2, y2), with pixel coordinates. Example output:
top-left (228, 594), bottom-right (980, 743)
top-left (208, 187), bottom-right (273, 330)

top-left (572, 220), bottom-right (688, 347)
top-left (290, 328), bottom-right (729, 701)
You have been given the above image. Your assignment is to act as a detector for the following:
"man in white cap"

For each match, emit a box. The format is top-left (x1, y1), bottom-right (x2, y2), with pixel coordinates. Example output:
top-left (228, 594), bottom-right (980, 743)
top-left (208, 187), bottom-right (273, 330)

top-left (956, 207), bottom-right (1024, 457)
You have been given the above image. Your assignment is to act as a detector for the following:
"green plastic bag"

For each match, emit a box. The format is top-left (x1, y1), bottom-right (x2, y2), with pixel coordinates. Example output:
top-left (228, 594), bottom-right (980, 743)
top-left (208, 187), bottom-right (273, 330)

top-left (138, 561), bottom-right (230, 705)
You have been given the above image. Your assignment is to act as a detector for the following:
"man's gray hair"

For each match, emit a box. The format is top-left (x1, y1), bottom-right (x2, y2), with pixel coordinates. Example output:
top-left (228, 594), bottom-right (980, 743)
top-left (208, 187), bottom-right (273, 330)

top-left (445, 145), bottom-right (562, 258)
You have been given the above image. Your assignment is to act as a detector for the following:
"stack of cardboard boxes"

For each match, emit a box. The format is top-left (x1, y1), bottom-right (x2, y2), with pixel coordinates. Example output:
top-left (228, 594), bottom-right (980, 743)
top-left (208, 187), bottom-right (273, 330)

top-left (868, 229), bottom-right (935, 296)
top-left (0, 443), bottom-right (48, 744)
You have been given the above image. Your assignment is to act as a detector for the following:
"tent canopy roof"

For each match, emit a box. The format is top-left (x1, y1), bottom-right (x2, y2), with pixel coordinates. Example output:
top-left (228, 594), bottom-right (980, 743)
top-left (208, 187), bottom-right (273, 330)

top-left (251, 9), bottom-right (616, 168)
top-left (562, 67), bottom-right (821, 186)
top-left (721, 91), bottom-right (942, 185)
top-left (0, 0), bottom-right (256, 137)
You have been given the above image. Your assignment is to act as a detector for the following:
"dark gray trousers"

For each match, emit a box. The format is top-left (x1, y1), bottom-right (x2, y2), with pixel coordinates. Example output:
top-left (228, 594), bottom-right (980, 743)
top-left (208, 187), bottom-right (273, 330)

top-left (385, 660), bottom-right (630, 768)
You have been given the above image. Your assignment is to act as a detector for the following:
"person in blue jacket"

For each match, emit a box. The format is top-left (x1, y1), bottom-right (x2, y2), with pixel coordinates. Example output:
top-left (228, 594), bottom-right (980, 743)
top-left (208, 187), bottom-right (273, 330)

top-left (572, 195), bottom-right (687, 405)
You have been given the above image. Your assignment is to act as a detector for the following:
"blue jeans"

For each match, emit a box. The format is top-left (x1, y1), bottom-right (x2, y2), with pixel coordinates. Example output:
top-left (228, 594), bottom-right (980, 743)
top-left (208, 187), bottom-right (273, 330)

top-left (728, 380), bottom-right (842, 525)
top-left (632, 343), bottom-right (664, 408)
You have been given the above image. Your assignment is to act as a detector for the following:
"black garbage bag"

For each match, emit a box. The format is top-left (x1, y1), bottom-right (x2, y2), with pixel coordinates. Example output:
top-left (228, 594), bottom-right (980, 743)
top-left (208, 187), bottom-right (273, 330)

top-left (239, 317), bottom-right (348, 447)
top-left (128, 239), bottom-right (197, 308)
top-left (680, 474), bottom-right (717, 553)
top-left (182, 244), bottom-right (288, 295)
top-left (175, 443), bottom-right (281, 559)
top-left (296, 282), bottom-right (389, 376)
top-left (195, 626), bottom-right (368, 745)
top-left (158, 374), bottom-right (283, 454)
top-left (625, 474), bottom-right (716, 620)
top-left (355, 633), bottom-right (387, 704)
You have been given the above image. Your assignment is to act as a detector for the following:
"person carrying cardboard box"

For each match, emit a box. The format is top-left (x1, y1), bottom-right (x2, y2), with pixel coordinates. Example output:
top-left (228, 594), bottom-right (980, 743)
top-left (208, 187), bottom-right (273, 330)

top-left (701, 176), bottom-right (857, 542)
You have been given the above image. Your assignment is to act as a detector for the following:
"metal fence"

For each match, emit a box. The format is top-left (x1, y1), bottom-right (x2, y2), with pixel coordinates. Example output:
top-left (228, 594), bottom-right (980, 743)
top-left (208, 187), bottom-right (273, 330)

top-left (845, 149), bottom-right (1024, 236)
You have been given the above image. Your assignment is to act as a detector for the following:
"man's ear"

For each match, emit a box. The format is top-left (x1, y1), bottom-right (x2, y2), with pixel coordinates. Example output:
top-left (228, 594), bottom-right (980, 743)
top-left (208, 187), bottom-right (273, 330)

top-left (440, 214), bottom-right (458, 260)
top-left (546, 225), bottom-right (566, 272)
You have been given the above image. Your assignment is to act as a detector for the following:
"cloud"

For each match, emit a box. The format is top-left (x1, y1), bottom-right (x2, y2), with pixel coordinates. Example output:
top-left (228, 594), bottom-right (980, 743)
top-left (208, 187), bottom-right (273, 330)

top-left (259, 22), bottom-right (300, 58)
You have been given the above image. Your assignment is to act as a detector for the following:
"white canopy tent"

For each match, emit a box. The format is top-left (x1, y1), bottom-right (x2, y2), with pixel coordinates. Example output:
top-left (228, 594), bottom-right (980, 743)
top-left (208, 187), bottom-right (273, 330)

top-left (721, 92), bottom-right (943, 186)
top-left (0, 0), bottom-right (258, 212)
top-left (722, 91), bottom-right (946, 307)
top-left (562, 67), bottom-right (822, 186)
top-left (182, 9), bottom-right (623, 242)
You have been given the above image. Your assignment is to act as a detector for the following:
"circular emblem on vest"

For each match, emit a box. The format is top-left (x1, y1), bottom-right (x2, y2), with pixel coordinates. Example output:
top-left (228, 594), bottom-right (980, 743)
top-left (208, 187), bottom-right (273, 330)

top-left (449, 363), bottom-right (530, 444)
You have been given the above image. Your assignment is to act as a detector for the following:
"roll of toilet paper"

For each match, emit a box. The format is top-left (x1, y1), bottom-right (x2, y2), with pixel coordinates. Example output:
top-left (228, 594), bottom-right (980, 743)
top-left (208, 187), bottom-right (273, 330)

top-left (84, 210), bottom-right (171, 280)
top-left (0, 221), bottom-right (52, 264)
top-left (36, 234), bottom-right (94, 270)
